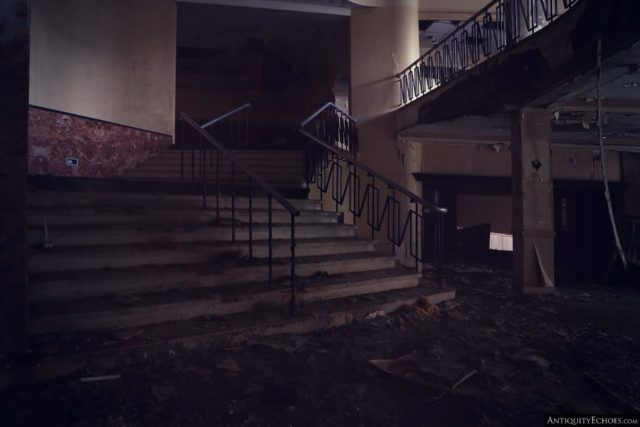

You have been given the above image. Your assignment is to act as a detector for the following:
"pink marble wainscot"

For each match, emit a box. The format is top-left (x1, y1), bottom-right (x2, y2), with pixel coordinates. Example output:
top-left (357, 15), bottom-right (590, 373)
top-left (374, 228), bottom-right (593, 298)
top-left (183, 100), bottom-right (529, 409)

top-left (28, 107), bottom-right (172, 178)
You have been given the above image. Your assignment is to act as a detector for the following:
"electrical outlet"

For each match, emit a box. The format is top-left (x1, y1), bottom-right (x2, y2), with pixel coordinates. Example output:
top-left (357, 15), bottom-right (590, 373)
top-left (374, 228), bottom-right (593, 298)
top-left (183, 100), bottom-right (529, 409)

top-left (65, 157), bottom-right (79, 167)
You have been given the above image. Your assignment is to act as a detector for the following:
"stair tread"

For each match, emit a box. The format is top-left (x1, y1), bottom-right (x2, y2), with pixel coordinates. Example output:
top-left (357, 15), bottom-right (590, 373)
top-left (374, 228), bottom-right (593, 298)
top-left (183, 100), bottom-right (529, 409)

top-left (28, 237), bottom-right (376, 259)
top-left (28, 176), bottom-right (310, 200)
top-left (28, 221), bottom-right (354, 234)
top-left (31, 267), bottom-right (420, 318)
top-left (28, 206), bottom-right (334, 215)
top-left (30, 251), bottom-right (396, 284)
top-left (29, 285), bottom-right (455, 360)
top-left (29, 190), bottom-right (317, 205)
top-left (27, 208), bottom-right (340, 228)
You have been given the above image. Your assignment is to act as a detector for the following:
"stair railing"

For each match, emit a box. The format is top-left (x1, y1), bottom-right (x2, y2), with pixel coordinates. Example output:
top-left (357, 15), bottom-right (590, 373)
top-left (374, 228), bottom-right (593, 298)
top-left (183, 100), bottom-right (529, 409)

top-left (178, 111), bottom-right (301, 313)
top-left (202, 103), bottom-right (251, 148)
top-left (300, 103), bottom-right (447, 287)
top-left (398, 0), bottom-right (581, 105)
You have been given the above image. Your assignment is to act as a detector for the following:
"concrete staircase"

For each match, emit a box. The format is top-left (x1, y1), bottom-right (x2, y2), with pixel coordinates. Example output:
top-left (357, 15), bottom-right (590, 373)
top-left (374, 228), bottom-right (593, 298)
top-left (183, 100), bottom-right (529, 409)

top-left (122, 149), bottom-right (306, 189)
top-left (26, 188), bottom-right (454, 342)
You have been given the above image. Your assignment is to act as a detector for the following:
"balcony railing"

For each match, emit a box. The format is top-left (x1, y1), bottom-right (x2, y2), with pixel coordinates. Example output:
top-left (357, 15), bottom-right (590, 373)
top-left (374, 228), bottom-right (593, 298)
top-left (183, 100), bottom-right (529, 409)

top-left (398, 0), bottom-right (581, 105)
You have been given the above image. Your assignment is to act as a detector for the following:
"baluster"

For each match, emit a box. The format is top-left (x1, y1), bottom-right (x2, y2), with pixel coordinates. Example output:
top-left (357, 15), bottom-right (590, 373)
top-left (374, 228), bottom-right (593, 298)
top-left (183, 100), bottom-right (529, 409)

top-left (436, 213), bottom-right (445, 288)
top-left (245, 108), bottom-right (249, 145)
top-left (249, 177), bottom-right (253, 261)
top-left (216, 151), bottom-right (221, 222)
top-left (304, 145), bottom-right (310, 191)
top-left (414, 200), bottom-right (419, 272)
top-left (231, 162), bottom-right (236, 242)
top-left (391, 187), bottom-right (396, 255)
top-left (268, 195), bottom-right (273, 288)
top-left (191, 127), bottom-right (195, 192)
top-left (290, 213), bottom-right (296, 315)
top-left (370, 175), bottom-right (375, 240)
top-left (334, 152), bottom-right (339, 213)
top-left (180, 117), bottom-right (185, 181)
top-left (202, 134), bottom-right (207, 209)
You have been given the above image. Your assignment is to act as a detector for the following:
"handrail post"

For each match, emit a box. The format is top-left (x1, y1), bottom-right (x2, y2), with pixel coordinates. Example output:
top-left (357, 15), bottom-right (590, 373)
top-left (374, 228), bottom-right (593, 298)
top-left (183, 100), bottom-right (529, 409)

top-left (290, 213), bottom-right (296, 316)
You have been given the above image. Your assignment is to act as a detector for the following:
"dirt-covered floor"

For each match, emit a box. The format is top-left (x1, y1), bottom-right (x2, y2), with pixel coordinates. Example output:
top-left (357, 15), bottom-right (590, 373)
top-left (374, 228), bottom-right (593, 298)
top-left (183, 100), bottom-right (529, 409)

top-left (3, 263), bottom-right (640, 426)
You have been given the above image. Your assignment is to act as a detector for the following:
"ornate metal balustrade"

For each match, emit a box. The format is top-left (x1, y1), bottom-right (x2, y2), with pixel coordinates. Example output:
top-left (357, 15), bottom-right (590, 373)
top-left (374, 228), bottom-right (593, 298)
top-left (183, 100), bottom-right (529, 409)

top-left (398, 0), bottom-right (581, 105)
top-left (178, 111), bottom-right (301, 313)
top-left (300, 102), bottom-right (358, 157)
top-left (300, 103), bottom-right (447, 286)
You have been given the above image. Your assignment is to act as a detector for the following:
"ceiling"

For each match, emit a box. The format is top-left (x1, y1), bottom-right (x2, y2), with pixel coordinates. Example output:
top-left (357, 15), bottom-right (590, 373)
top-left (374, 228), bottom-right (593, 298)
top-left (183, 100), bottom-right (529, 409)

top-left (179, 0), bottom-right (490, 18)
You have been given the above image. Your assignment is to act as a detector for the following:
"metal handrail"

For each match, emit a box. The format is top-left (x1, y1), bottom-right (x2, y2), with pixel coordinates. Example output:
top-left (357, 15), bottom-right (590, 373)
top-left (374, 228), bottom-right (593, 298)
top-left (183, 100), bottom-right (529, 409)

top-left (179, 110), bottom-right (300, 313)
top-left (180, 112), bottom-right (299, 216)
top-left (301, 130), bottom-right (447, 214)
top-left (300, 104), bottom-right (447, 286)
top-left (397, 0), bottom-right (581, 105)
top-left (300, 102), bottom-right (357, 128)
top-left (201, 103), bottom-right (252, 129)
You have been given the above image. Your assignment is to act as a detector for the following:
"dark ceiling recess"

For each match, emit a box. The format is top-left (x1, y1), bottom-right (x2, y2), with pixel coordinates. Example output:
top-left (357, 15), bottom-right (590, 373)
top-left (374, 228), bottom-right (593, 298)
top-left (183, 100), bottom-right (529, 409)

top-left (176, 2), bottom-right (348, 94)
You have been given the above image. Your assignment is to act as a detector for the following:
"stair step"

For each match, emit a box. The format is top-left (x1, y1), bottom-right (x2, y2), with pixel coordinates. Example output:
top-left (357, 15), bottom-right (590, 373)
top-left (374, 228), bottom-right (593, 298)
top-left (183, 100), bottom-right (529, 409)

top-left (26, 286), bottom-right (455, 386)
top-left (131, 162), bottom-right (304, 171)
top-left (30, 252), bottom-right (397, 302)
top-left (28, 238), bottom-right (376, 273)
top-left (155, 149), bottom-right (303, 158)
top-left (28, 207), bottom-right (340, 227)
top-left (121, 173), bottom-right (305, 187)
top-left (124, 168), bottom-right (302, 178)
top-left (30, 268), bottom-right (421, 333)
top-left (27, 223), bottom-right (355, 247)
top-left (28, 191), bottom-right (320, 211)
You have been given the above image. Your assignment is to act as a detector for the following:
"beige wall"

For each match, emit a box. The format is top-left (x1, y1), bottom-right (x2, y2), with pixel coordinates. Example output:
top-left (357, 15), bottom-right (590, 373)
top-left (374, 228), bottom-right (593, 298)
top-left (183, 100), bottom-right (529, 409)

top-left (351, 1), bottom-right (421, 193)
top-left (29, 0), bottom-right (177, 137)
top-left (351, 2), bottom-right (425, 264)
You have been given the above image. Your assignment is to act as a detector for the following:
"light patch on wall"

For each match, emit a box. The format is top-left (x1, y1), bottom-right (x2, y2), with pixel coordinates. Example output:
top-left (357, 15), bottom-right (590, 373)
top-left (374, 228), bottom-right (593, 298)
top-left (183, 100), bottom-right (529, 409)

top-left (490, 232), bottom-right (513, 251)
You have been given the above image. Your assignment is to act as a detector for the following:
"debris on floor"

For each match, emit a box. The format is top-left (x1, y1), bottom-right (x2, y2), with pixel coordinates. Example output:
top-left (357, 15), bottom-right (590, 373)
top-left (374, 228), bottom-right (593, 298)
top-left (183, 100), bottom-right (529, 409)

top-left (369, 351), bottom-right (477, 397)
top-left (3, 262), bottom-right (640, 426)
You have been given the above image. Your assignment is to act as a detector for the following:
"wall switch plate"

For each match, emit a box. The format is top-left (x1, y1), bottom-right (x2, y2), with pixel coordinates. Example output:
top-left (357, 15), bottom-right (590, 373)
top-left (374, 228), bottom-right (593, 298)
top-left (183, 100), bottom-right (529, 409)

top-left (65, 157), bottom-right (79, 167)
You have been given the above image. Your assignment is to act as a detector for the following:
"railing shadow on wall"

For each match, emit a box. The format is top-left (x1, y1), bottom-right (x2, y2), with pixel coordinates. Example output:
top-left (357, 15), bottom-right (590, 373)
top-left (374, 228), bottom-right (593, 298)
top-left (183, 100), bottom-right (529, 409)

top-left (178, 110), bottom-right (301, 313)
top-left (300, 103), bottom-right (447, 286)
top-left (398, 0), bottom-right (581, 105)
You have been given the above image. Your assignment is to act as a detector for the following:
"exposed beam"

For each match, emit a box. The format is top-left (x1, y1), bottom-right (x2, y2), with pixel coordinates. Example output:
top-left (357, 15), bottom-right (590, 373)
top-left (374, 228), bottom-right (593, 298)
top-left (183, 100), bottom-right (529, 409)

top-left (177, 0), bottom-right (352, 16)
top-left (550, 98), bottom-right (640, 114)
top-left (554, 142), bottom-right (640, 153)
top-left (398, 119), bottom-right (640, 152)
